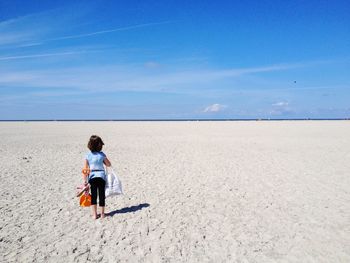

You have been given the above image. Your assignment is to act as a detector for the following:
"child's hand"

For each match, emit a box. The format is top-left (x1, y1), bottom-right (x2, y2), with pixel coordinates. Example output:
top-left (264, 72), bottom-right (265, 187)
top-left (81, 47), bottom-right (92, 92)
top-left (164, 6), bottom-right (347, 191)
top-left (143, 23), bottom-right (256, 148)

top-left (82, 168), bottom-right (90, 175)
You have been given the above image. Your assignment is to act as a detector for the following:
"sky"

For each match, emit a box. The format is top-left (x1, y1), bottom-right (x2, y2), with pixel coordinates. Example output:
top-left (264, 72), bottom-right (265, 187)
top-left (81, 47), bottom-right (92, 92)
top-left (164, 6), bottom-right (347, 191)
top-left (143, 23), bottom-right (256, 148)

top-left (0, 0), bottom-right (349, 120)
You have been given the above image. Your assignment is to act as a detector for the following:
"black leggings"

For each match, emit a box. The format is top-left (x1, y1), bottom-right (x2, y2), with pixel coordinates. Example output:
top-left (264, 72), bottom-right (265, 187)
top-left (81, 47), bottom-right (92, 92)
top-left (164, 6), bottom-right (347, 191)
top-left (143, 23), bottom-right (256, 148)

top-left (89, 177), bottom-right (106, 207)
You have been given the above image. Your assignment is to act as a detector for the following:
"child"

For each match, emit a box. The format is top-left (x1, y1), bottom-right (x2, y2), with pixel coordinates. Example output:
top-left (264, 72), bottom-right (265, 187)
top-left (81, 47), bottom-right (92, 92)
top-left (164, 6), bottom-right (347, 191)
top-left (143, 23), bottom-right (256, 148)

top-left (83, 135), bottom-right (111, 219)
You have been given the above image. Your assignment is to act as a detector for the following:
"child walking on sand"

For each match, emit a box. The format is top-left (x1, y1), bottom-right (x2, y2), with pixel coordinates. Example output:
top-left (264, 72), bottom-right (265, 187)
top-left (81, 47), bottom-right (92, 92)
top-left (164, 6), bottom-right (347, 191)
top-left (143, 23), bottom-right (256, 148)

top-left (83, 135), bottom-right (111, 219)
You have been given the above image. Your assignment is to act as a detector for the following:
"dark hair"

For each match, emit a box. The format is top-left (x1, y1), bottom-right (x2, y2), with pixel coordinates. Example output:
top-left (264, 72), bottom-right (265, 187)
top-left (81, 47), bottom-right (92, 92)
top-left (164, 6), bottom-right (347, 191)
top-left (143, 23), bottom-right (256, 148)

top-left (88, 135), bottom-right (104, 152)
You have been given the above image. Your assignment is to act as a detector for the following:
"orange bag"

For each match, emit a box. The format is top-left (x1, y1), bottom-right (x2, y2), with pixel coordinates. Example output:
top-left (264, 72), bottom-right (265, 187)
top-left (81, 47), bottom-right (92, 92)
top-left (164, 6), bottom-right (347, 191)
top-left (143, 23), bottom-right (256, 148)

top-left (79, 193), bottom-right (91, 207)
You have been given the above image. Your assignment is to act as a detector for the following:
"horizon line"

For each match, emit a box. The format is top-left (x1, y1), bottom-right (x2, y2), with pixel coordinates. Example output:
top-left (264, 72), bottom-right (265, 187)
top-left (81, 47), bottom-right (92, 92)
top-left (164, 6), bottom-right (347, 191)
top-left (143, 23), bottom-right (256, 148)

top-left (0, 118), bottom-right (349, 122)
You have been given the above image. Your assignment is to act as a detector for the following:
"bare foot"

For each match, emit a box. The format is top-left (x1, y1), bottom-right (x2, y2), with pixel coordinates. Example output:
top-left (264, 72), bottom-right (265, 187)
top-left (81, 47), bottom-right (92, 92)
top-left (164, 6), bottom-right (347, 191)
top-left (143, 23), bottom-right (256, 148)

top-left (92, 214), bottom-right (98, 220)
top-left (100, 213), bottom-right (105, 219)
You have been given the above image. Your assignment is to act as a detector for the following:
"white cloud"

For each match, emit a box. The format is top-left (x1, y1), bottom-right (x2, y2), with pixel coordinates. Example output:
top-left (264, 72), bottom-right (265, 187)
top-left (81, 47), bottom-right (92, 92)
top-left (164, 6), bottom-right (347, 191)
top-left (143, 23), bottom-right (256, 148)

top-left (0, 63), bottom-right (302, 93)
top-left (272, 101), bottom-right (289, 107)
top-left (46, 21), bottom-right (173, 42)
top-left (0, 51), bottom-right (89, 61)
top-left (270, 101), bottom-right (293, 116)
top-left (0, 10), bottom-right (172, 48)
top-left (0, 9), bottom-right (75, 47)
top-left (0, 50), bottom-right (335, 100)
top-left (203, 104), bottom-right (227, 113)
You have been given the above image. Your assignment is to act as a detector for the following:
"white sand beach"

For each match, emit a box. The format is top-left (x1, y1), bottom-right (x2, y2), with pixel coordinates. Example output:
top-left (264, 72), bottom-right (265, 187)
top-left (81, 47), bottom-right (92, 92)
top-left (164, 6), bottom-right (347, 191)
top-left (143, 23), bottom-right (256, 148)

top-left (0, 121), bottom-right (349, 262)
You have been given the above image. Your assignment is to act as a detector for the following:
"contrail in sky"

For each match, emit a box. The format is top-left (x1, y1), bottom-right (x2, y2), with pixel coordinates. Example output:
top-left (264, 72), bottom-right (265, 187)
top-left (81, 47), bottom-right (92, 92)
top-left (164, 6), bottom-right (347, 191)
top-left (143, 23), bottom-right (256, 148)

top-left (48, 21), bottom-right (173, 41)
top-left (0, 51), bottom-right (87, 61)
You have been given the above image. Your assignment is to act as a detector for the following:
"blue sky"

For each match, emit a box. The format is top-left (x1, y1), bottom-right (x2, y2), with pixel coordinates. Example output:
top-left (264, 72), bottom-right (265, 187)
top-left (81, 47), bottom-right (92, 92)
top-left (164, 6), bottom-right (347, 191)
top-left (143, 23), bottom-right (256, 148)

top-left (0, 0), bottom-right (349, 119)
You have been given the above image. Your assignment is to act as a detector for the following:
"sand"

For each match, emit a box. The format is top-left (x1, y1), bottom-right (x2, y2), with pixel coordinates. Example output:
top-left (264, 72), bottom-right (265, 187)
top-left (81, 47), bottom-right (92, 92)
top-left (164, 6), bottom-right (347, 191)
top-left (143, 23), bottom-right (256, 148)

top-left (0, 121), bottom-right (349, 262)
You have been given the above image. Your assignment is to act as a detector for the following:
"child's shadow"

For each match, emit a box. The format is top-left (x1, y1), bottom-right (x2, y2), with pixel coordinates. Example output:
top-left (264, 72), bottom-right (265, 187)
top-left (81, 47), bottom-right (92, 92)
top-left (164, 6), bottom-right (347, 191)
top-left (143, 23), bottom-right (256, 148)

top-left (106, 203), bottom-right (150, 217)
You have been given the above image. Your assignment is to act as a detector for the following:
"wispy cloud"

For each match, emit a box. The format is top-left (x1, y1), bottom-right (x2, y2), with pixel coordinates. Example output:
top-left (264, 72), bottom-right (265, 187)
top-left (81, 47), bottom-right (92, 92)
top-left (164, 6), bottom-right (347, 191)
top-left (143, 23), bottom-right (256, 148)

top-left (272, 101), bottom-right (289, 107)
top-left (0, 51), bottom-right (90, 61)
top-left (270, 101), bottom-right (293, 115)
top-left (0, 63), bottom-right (303, 93)
top-left (0, 9), bottom-right (76, 46)
top-left (14, 42), bottom-right (44, 48)
top-left (0, 5), bottom-right (172, 48)
top-left (46, 21), bottom-right (173, 42)
top-left (203, 104), bottom-right (227, 113)
top-left (0, 16), bottom-right (172, 48)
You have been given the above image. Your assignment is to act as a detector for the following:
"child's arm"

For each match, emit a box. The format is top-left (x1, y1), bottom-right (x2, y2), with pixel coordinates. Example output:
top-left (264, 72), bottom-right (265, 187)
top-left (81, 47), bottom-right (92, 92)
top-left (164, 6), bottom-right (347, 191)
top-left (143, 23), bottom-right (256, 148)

top-left (104, 157), bottom-right (112, 167)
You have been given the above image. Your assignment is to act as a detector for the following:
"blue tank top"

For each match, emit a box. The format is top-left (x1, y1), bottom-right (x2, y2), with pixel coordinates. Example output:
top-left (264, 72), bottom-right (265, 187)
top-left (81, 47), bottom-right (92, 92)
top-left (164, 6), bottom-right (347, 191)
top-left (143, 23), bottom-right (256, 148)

top-left (86, 151), bottom-right (106, 181)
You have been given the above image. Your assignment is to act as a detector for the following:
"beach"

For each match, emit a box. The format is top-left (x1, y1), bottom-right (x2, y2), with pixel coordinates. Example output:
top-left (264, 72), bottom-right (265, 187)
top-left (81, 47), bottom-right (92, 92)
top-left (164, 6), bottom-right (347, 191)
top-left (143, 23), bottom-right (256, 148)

top-left (1, 120), bottom-right (349, 262)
